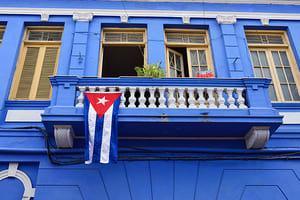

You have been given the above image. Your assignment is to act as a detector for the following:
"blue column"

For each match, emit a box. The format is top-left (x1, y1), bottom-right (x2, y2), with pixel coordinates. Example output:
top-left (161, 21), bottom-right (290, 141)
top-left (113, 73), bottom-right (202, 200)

top-left (147, 20), bottom-right (166, 70)
top-left (0, 19), bottom-right (24, 123)
top-left (218, 17), bottom-right (244, 78)
top-left (69, 20), bottom-right (90, 77)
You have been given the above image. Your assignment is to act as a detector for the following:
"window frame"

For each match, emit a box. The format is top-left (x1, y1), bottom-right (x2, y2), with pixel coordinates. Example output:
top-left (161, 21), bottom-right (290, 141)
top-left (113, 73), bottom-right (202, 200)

top-left (164, 29), bottom-right (214, 78)
top-left (98, 27), bottom-right (148, 77)
top-left (9, 26), bottom-right (63, 100)
top-left (0, 25), bottom-right (6, 46)
top-left (246, 30), bottom-right (300, 102)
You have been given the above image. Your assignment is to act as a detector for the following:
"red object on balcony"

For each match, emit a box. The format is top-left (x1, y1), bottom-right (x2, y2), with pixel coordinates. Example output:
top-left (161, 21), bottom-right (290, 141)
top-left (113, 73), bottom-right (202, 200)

top-left (196, 71), bottom-right (214, 78)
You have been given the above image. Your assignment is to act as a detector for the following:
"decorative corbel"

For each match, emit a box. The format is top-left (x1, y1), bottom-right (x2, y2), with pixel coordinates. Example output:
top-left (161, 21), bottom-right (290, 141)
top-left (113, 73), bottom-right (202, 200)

top-left (216, 15), bottom-right (237, 24)
top-left (73, 12), bottom-right (93, 22)
top-left (121, 15), bottom-right (128, 23)
top-left (40, 12), bottom-right (49, 22)
top-left (54, 125), bottom-right (75, 148)
top-left (245, 126), bottom-right (270, 149)
top-left (182, 16), bottom-right (190, 24)
top-left (261, 17), bottom-right (270, 26)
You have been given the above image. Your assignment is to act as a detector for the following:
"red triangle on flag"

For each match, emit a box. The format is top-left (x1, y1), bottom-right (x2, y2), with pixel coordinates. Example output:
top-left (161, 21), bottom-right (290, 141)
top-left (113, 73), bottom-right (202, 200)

top-left (85, 92), bottom-right (122, 119)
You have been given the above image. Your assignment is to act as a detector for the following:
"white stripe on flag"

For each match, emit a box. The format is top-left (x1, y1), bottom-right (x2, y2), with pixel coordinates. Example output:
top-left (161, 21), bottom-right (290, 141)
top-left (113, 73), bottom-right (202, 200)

top-left (100, 103), bottom-right (114, 163)
top-left (86, 103), bottom-right (97, 164)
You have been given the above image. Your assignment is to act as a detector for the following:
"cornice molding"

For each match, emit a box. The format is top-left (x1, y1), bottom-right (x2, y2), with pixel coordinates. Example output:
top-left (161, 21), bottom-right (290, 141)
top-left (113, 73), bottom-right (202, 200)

top-left (100, 0), bottom-right (300, 5)
top-left (1, 7), bottom-right (300, 23)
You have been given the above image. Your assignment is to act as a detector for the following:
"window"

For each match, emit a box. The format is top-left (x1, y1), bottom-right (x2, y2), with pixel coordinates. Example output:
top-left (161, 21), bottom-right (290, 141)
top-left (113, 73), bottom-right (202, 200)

top-left (164, 29), bottom-right (214, 78)
top-left (10, 27), bottom-right (63, 100)
top-left (99, 28), bottom-right (147, 77)
top-left (0, 26), bottom-right (5, 46)
top-left (246, 30), bottom-right (300, 102)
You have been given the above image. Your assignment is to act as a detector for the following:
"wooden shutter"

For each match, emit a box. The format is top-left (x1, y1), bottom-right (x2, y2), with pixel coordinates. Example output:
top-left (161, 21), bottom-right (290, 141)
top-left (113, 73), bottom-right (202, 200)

top-left (15, 47), bottom-right (39, 99)
top-left (36, 47), bottom-right (59, 99)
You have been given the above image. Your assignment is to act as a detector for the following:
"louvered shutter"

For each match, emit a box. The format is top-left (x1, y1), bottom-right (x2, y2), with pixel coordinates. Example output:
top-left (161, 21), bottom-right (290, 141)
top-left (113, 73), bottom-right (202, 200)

top-left (15, 47), bottom-right (39, 99)
top-left (36, 47), bottom-right (59, 99)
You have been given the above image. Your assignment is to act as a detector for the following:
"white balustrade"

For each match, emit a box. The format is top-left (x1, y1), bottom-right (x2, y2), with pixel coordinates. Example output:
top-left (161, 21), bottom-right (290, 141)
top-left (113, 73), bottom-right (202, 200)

top-left (76, 86), bottom-right (247, 109)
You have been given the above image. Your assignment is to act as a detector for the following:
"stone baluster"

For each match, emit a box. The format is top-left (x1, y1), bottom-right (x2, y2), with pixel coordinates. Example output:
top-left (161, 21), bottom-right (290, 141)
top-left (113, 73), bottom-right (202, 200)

top-left (197, 88), bottom-right (206, 108)
top-left (217, 88), bottom-right (226, 108)
top-left (158, 87), bottom-right (167, 108)
top-left (227, 88), bottom-right (237, 108)
top-left (120, 87), bottom-right (126, 107)
top-left (89, 86), bottom-right (96, 92)
top-left (168, 87), bottom-right (176, 108)
top-left (76, 86), bottom-right (86, 107)
top-left (138, 87), bottom-right (146, 108)
top-left (128, 87), bottom-right (136, 108)
top-left (236, 88), bottom-right (247, 108)
top-left (148, 87), bottom-right (156, 108)
top-left (187, 88), bottom-right (196, 108)
top-left (207, 88), bottom-right (217, 108)
top-left (178, 88), bottom-right (187, 108)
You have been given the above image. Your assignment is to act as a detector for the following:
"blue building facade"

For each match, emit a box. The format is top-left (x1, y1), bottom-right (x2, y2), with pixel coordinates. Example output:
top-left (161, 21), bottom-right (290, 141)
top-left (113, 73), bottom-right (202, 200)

top-left (0, 0), bottom-right (300, 199)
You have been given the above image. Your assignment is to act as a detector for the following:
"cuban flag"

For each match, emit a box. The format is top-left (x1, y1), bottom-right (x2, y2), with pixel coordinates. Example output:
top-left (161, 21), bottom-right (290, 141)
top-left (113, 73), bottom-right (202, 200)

top-left (84, 92), bottom-right (121, 164)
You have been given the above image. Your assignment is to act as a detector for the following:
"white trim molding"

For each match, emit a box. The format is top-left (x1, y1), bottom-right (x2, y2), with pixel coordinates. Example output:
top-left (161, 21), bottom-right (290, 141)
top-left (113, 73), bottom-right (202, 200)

top-left (1, 7), bottom-right (300, 22)
top-left (245, 126), bottom-right (270, 149)
top-left (0, 163), bottom-right (35, 200)
top-left (5, 110), bottom-right (44, 122)
top-left (279, 112), bottom-right (300, 124)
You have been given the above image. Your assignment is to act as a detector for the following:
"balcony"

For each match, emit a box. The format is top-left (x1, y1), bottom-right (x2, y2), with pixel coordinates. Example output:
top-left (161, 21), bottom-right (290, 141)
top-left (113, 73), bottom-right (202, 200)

top-left (41, 76), bottom-right (282, 150)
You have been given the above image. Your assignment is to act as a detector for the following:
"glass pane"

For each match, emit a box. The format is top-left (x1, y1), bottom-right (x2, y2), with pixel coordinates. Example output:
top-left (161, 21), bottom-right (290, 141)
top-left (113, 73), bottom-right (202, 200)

top-left (263, 67), bottom-right (271, 79)
top-left (284, 68), bottom-right (295, 83)
top-left (254, 67), bottom-right (263, 78)
top-left (280, 51), bottom-right (290, 66)
top-left (170, 68), bottom-right (175, 77)
top-left (250, 51), bottom-right (260, 66)
top-left (268, 84), bottom-right (277, 101)
top-left (272, 51), bottom-right (281, 66)
top-left (169, 51), bottom-right (174, 67)
top-left (192, 67), bottom-right (198, 77)
top-left (281, 84), bottom-right (292, 101)
top-left (276, 67), bottom-right (287, 83)
top-left (200, 66), bottom-right (208, 71)
top-left (190, 50), bottom-right (198, 66)
top-left (198, 50), bottom-right (207, 65)
top-left (177, 70), bottom-right (182, 78)
top-left (290, 84), bottom-right (300, 101)
top-left (175, 55), bottom-right (181, 71)
top-left (259, 51), bottom-right (268, 66)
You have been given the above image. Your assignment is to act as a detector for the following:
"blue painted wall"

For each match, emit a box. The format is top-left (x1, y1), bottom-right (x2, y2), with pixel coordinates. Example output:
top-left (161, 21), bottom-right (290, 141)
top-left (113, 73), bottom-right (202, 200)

top-left (0, 1), bottom-right (300, 199)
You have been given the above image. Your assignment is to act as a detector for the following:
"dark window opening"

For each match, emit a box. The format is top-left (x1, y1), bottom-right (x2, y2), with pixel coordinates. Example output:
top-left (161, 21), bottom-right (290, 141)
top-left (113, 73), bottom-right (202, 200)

top-left (168, 47), bottom-right (189, 77)
top-left (102, 46), bottom-right (144, 77)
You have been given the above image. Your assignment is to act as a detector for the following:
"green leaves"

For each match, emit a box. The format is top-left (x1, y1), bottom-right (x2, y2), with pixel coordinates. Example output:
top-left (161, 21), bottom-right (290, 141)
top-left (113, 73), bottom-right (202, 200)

top-left (135, 62), bottom-right (166, 78)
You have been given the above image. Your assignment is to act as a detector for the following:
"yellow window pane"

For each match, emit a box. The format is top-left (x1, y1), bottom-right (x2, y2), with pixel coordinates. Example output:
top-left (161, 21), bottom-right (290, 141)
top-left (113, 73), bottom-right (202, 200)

top-left (36, 48), bottom-right (59, 99)
top-left (16, 47), bottom-right (39, 99)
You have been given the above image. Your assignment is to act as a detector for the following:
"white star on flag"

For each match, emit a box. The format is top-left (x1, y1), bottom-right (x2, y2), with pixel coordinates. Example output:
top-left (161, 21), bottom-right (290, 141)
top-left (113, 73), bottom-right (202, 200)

top-left (97, 96), bottom-right (109, 105)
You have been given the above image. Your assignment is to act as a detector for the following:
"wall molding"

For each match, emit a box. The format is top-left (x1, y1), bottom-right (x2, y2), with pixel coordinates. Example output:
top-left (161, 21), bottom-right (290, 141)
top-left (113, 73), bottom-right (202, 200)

top-left (1, 7), bottom-right (300, 22)
top-left (0, 163), bottom-right (35, 200)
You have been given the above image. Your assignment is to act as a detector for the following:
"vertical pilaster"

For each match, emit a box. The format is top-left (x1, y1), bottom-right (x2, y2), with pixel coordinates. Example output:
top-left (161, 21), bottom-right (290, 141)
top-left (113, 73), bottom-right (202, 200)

top-left (0, 19), bottom-right (24, 123)
top-left (147, 20), bottom-right (166, 70)
top-left (217, 15), bottom-right (244, 78)
top-left (69, 13), bottom-right (93, 76)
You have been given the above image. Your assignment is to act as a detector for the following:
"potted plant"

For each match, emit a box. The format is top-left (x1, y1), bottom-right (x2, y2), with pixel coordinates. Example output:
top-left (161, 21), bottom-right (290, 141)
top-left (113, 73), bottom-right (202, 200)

top-left (135, 62), bottom-right (166, 78)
